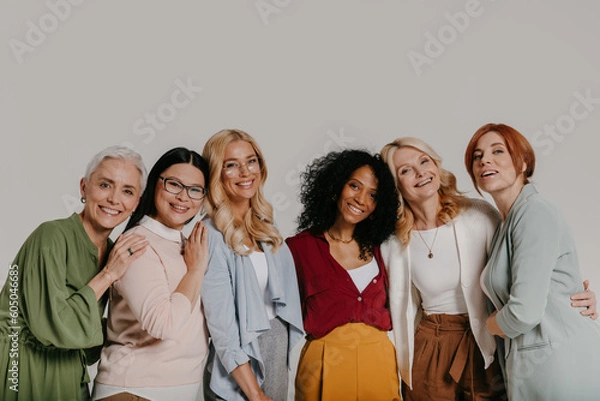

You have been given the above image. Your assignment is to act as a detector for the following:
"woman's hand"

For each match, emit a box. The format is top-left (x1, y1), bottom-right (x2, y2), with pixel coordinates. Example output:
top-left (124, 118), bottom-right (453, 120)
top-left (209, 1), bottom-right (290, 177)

top-left (183, 221), bottom-right (209, 274)
top-left (231, 363), bottom-right (274, 401)
top-left (570, 280), bottom-right (598, 320)
top-left (486, 310), bottom-right (506, 338)
top-left (175, 221), bottom-right (208, 305)
top-left (249, 394), bottom-right (275, 401)
top-left (88, 233), bottom-right (148, 299)
top-left (104, 233), bottom-right (149, 281)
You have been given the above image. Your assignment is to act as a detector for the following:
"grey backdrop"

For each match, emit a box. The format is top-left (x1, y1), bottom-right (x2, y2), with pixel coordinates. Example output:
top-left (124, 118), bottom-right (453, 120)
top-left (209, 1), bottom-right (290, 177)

top-left (2, 0), bottom-right (599, 394)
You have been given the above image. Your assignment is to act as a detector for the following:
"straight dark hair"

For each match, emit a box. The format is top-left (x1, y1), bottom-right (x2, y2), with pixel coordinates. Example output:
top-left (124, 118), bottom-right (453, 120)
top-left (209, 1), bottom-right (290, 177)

top-left (126, 147), bottom-right (209, 231)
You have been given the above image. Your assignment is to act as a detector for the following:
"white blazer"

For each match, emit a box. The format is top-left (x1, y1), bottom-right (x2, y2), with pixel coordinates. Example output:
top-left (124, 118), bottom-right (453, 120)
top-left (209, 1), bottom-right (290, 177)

top-left (381, 198), bottom-right (500, 388)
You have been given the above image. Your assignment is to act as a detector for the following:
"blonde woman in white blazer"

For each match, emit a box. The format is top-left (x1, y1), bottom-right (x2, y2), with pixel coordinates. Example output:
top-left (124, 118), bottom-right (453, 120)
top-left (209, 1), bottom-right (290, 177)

top-left (380, 137), bottom-right (596, 401)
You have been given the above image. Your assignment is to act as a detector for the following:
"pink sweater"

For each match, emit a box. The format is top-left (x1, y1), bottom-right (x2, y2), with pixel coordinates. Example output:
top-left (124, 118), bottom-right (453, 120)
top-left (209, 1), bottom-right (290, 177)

top-left (95, 217), bottom-right (208, 387)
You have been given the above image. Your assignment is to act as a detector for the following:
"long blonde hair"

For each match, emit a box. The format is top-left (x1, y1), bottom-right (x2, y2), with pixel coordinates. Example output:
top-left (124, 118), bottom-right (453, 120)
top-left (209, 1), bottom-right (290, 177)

top-left (202, 129), bottom-right (283, 254)
top-left (380, 137), bottom-right (470, 246)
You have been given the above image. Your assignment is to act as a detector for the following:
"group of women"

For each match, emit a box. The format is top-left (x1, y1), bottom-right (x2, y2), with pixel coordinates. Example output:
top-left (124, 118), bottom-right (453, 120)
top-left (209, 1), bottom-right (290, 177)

top-left (0, 123), bottom-right (599, 401)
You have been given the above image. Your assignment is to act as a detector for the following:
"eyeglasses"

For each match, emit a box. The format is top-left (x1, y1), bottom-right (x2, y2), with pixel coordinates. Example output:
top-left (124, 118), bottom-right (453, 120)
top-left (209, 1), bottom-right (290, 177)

top-left (222, 157), bottom-right (261, 177)
top-left (159, 177), bottom-right (208, 200)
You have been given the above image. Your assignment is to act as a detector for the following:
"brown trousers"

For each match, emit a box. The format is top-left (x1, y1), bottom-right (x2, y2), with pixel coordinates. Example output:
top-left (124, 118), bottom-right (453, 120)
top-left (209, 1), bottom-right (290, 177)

top-left (403, 314), bottom-right (507, 401)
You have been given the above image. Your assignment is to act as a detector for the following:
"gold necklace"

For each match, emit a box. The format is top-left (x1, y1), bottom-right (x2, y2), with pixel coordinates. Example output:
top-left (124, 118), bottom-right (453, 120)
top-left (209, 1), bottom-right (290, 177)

top-left (415, 227), bottom-right (439, 258)
top-left (327, 230), bottom-right (354, 244)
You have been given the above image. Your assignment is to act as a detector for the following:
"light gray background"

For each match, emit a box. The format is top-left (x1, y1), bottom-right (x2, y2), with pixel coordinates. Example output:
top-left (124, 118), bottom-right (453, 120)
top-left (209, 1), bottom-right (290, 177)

top-left (2, 0), bottom-right (599, 394)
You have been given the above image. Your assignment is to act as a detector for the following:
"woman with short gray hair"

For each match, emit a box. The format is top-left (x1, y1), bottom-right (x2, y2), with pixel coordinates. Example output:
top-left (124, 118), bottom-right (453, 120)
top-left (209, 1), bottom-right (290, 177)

top-left (0, 145), bottom-right (149, 401)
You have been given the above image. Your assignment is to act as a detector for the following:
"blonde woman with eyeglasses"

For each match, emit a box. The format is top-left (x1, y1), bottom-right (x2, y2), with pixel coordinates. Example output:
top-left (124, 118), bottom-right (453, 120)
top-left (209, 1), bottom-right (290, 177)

top-left (201, 129), bottom-right (303, 401)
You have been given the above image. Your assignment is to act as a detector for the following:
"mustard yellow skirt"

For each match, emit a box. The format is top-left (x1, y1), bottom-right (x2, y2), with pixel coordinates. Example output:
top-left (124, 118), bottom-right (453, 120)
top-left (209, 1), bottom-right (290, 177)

top-left (295, 323), bottom-right (401, 401)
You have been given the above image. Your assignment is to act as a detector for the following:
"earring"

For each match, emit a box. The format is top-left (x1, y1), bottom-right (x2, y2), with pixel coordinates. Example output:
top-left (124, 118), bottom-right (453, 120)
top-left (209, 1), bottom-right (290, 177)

top-left (80, 197), bottom-right (86, 204)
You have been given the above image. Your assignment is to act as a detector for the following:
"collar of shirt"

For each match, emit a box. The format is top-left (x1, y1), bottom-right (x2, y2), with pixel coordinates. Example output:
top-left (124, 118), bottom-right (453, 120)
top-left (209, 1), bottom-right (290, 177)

top-left (139, 216), bottom-right (183, 243)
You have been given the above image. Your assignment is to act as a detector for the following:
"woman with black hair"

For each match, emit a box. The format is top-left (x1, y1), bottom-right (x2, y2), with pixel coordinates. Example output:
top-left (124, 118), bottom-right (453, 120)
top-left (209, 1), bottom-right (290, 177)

top-left (93, 147), bottom-right (210, 401)
top-left (286, 149), bottom-right (401, 401)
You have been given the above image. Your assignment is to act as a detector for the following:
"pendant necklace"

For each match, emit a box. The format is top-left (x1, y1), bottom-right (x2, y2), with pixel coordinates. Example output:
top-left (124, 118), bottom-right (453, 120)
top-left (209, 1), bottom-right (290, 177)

top-left (415, 226), bottom-right (439, 259)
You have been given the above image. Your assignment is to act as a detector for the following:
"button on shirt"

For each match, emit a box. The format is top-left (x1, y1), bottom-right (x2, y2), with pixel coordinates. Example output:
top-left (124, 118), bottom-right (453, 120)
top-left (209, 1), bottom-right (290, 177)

top-left (286, 230), bottom-right (392, 339)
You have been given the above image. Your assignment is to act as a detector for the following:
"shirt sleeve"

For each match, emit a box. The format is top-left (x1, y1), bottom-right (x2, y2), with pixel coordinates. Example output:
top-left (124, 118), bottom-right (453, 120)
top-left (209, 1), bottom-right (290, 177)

top-left (84, 317), bottom-right (107, 365)
top-left (201, 226), bottom-right (250, 373)
top-left (114, 244), bottom-right (192, 340)
top-left (495, 201), bottom-right (558, 338)
top-left (18, 226), bottom-right (104, 349)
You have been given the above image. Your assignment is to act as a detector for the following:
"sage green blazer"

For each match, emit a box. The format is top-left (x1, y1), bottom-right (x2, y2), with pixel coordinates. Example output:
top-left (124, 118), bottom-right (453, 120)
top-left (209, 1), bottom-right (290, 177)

top-left (482, 184), bottom-right (600, 400)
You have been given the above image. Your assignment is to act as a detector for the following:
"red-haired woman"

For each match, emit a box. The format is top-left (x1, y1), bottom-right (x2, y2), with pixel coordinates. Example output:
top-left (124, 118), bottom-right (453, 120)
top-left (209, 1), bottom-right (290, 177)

top-left (465, 123), bottom-right (600, 400)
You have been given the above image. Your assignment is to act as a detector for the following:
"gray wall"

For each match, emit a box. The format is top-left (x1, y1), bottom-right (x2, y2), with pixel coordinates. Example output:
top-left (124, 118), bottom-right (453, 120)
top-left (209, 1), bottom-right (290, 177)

top-left (2, 0), bottom-right (598, 336)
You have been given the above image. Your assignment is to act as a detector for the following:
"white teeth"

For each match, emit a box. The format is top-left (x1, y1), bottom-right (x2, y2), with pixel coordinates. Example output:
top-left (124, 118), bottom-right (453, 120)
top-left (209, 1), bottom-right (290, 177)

top-left (172, 205), bottom-right (187, 211)
top-left (237, 181), bottom-right (252, 187)
top-left (416, 178), bottom-right (432, 187)
top-left (348, 204), bottom-right (363, 214)
top-left (482, 171), bottom-right (495, 177)
top-left (100, 207), bottom-right (119, 215)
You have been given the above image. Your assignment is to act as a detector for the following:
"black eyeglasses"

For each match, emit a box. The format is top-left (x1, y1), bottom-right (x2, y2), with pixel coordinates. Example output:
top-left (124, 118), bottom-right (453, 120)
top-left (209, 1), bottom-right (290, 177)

top-left (159, 177), bottom-right (208, 200)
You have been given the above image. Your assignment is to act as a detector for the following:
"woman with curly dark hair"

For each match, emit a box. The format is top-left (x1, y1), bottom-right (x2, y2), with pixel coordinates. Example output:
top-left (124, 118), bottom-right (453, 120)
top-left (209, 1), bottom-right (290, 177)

top-left (286, 149), bottom-right (401, 401)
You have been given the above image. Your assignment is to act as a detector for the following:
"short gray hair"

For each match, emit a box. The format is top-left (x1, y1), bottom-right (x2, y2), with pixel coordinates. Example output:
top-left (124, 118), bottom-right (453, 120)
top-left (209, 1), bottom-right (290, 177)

top-left (84, 146), bottom-right (147, 192)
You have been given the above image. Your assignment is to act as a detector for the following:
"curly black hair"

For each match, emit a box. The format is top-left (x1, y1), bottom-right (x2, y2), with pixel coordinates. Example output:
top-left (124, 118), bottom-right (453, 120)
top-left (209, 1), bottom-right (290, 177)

top-left (296, 149), bottom-right (399, 260)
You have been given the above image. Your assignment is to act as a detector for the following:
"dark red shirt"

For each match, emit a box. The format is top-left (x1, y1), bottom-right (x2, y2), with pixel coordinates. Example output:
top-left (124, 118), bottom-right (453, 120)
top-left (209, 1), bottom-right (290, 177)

top-left (286, 230), bottom-right (392, 339)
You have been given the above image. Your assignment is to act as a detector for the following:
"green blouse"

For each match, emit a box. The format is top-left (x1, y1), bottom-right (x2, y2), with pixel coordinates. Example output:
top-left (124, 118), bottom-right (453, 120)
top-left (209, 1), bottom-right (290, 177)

top-left (0, 213), bottom-right (108, 401)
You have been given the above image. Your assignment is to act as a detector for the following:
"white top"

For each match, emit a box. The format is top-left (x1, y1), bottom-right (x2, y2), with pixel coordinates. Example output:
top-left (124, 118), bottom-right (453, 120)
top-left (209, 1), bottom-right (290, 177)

top-left (410, 223), bottom-right (468, 315)
top-left (382, 199), bottom-right (501, 388)
top-left (480, 262), bottom-right (492, 302)
top-left (479, 222), bottom-right (503, 302)
top-left (346, 258), bottom-right (379, 293)
top-left (248, 249), bottom-right (276, 320)
top-left (93, 382), bottom-right (202, 401)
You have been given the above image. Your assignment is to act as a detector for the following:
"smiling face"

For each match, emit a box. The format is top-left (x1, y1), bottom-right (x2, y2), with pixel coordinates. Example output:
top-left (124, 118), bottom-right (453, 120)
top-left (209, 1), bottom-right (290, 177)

top-left (472, 131), bottom-right (526, 200)
top-left (335, 165), bottom-right (378, 227)
top-left (152, 163), bottom-right (206, 230)
top-left (221, 140), bottom-right (261, 208)
top-left (392, 146), bottom-right (441, 205)
top-left (80, 158), bottom-right (142, 236)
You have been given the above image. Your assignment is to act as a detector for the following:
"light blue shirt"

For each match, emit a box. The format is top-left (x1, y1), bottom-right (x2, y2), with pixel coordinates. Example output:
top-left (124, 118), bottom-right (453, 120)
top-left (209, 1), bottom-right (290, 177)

top-left (201, 219), bottom-right (303, 401)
